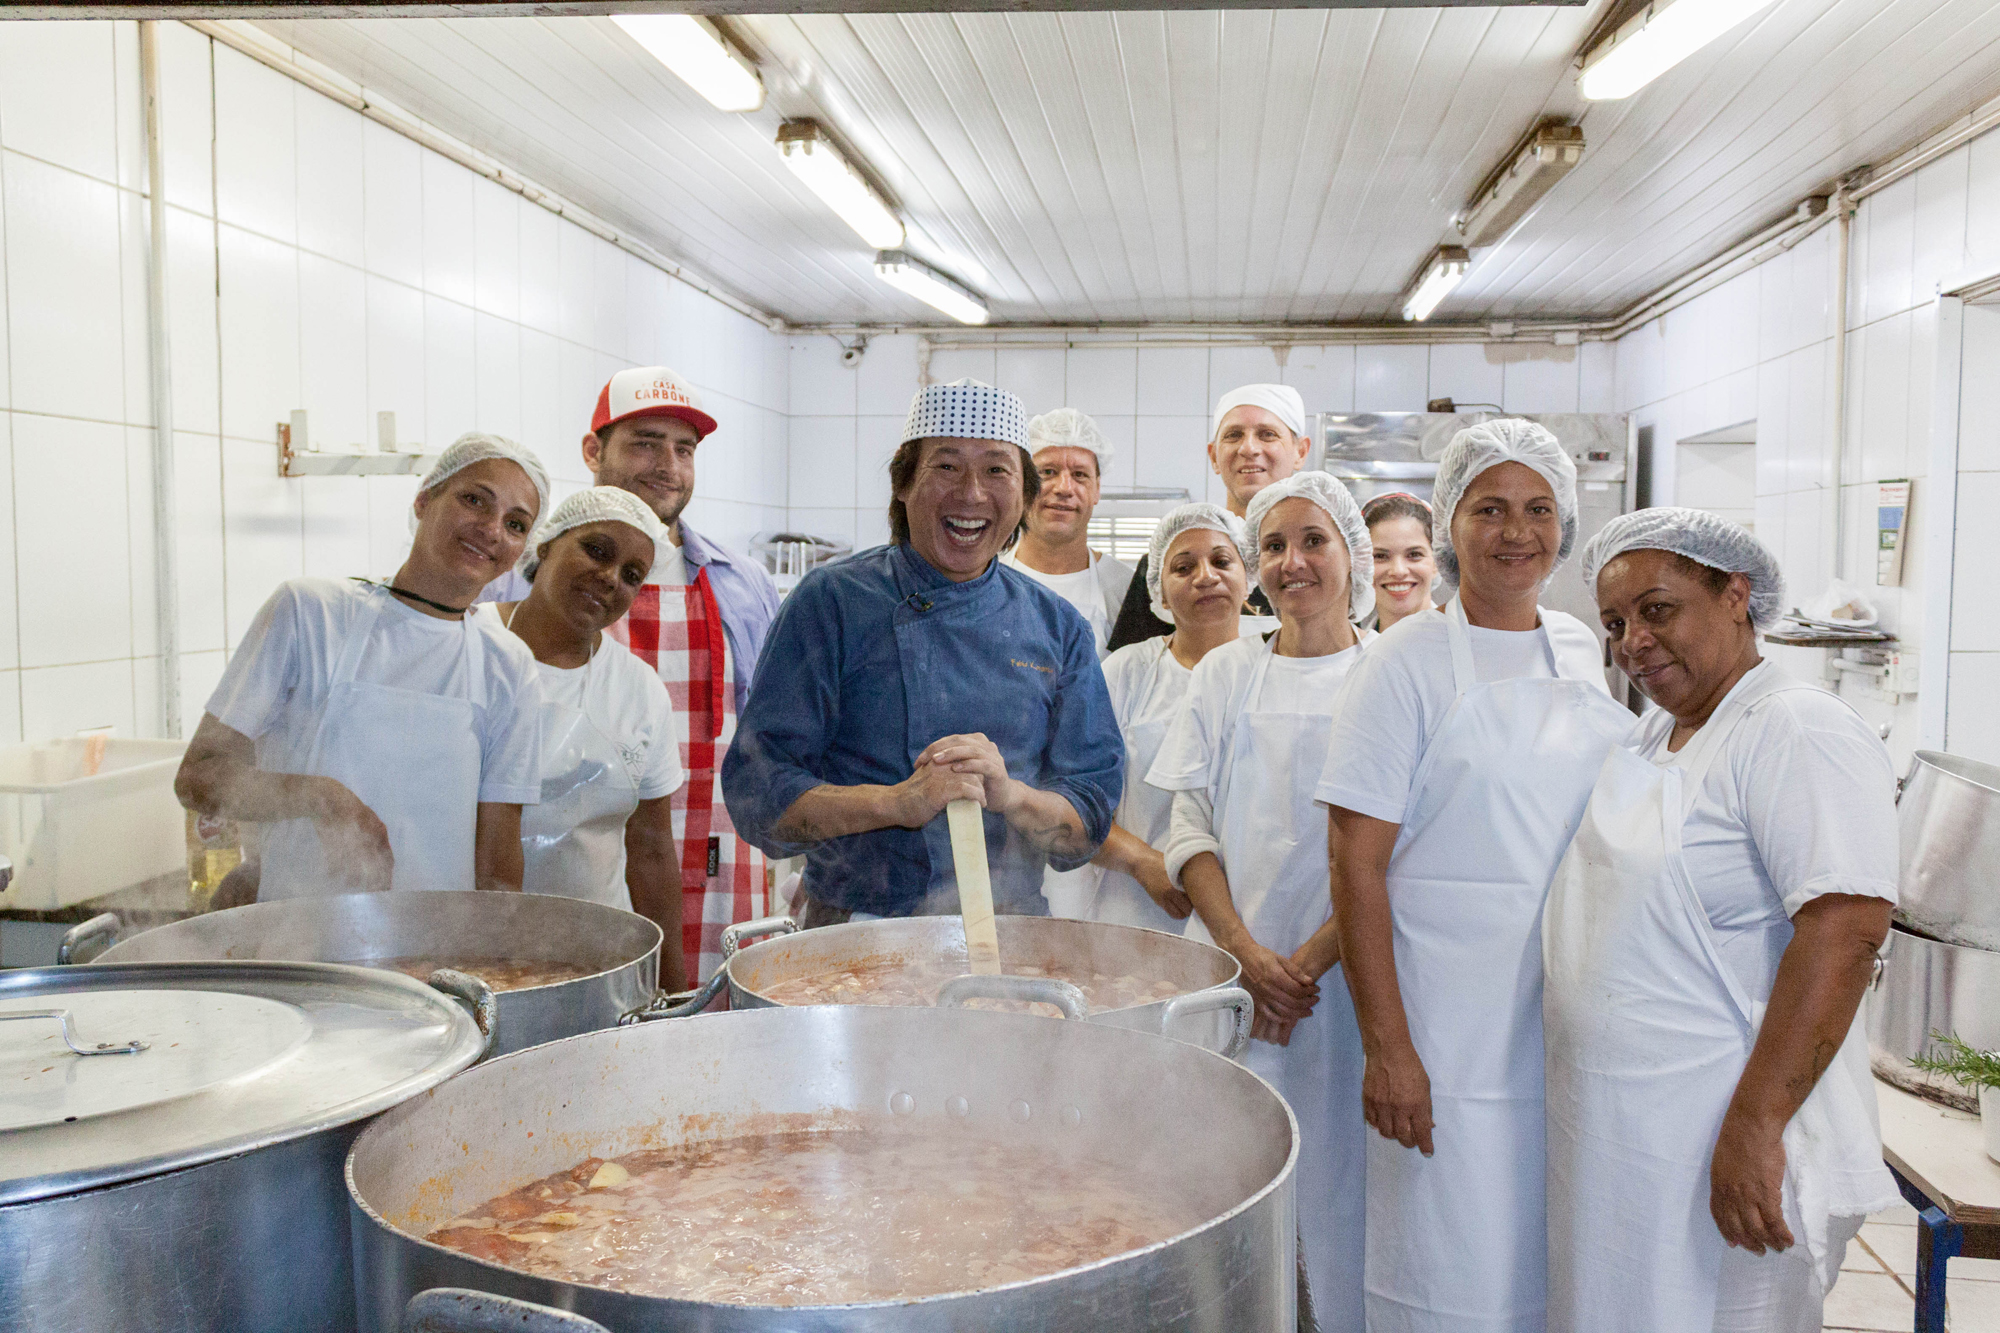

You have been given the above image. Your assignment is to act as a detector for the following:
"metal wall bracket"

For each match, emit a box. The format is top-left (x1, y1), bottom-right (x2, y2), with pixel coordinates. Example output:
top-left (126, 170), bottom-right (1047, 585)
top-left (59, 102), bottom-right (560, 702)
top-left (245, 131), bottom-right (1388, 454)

top-left (279, 410), bottom-right (441, 478)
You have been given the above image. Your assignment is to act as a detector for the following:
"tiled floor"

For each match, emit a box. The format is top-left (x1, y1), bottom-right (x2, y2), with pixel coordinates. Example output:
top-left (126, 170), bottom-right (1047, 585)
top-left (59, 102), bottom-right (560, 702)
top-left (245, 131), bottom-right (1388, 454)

top-left (1826, 1202), bottom-right (2000, 1331)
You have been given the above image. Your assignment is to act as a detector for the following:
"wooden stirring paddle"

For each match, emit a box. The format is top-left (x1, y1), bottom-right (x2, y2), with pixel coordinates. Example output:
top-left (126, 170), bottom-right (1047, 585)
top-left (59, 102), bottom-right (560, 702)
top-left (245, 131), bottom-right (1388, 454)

top-left (946, 798), bottom-right (1001, 975)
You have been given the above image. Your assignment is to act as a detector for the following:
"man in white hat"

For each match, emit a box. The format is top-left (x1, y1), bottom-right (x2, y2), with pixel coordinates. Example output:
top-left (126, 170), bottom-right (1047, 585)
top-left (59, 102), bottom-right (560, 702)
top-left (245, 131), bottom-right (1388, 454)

top-left (484, 366), bottom-right (780, 992)
top-left (1105, 382), bottom-right (1310, 651)
top-left (723, 380), bottom-right (1124, 926)
top-left (998, 408), bottom-right (1133, 660)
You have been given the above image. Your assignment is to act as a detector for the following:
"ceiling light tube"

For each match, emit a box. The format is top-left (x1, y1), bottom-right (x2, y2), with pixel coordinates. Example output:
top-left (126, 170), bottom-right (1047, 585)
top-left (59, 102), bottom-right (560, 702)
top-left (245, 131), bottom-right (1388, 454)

top-left (611, 14), bottom-right (764, 114)
top-left (778, 121), bottom-right (905, 250)
top-left (1578, 0), bottom-right (1782, 101)
top-left (874, 250), bottom-right (989, 325)
top-left (1456, 125), bottom-right (1585, 248)
top-left (1401, 247), bottom-right (1471, 322)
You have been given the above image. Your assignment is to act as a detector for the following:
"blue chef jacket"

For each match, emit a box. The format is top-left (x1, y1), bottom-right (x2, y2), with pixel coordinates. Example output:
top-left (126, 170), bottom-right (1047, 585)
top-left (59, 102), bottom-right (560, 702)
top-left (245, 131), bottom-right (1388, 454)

top-left (723, 542), bottom-right (1124, 917)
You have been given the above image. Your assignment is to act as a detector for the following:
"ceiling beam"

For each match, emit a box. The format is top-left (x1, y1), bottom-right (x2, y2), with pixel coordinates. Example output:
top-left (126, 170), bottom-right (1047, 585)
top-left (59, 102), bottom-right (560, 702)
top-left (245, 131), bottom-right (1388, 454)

top-left (5, 0), bottom-right (1586, 17)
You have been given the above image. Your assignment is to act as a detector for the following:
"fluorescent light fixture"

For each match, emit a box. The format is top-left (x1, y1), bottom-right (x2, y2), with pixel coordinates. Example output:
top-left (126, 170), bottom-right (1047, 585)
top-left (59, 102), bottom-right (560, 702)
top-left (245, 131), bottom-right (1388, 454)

top-left (1401, 247), bottom-right (1470, 322)
top-left (874, 250), bottom-right (989, 325)
top-left (1578, 0), bottom-right (1781, 101)
top-left (777, 121), bottom-right (905, 250)
top-left (1456, 125), bottom-right (1585, 248)
top-left (611, 14), bottom-right (763, 113)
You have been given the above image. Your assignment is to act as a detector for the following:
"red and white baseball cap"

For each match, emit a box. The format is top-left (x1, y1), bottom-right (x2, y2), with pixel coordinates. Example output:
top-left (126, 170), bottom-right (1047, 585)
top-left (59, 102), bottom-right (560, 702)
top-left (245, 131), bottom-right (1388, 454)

top-left (591, 366), bottom-right (717, 440)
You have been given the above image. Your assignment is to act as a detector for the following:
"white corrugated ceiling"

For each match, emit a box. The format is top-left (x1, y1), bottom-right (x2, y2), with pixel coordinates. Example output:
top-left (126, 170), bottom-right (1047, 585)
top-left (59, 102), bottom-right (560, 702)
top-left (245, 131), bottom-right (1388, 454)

top-left (256, 1), bottom-right (2000, 326)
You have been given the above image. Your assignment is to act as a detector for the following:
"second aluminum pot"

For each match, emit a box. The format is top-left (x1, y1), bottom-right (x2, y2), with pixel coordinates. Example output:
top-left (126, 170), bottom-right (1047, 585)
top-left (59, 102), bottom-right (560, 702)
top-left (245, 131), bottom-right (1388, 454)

top-left (75, 891), bottom-right (662, 1055)
top-left (1867, 921), bottom-right (2000, 1111)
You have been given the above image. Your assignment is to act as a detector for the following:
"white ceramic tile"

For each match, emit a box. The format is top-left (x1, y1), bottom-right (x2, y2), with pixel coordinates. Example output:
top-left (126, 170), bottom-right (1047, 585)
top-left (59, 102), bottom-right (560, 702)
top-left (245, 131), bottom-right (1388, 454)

top-left (517, 202), bottom-right (560, 336)
top-left (298, 253), bottom-right (368, 452)
top-left (1427, 342), bottom-right (1503, 409)
top-left (1957, 301), bottom-right (2000, 470)
top-left (1754, 360), bottom-right (1789, 498)
top-left (117, 185), bottom-right (152, 430)
top-left (1756, 245), bottom-right (1794, 365)
top-left (470, 178), bottom-right (520, 322)
top-left (1674, 442), bottom-right (1757, 514)
top-left (623, 263), bottom-right (665, 368)
top-left (1061, 346), bottom-right (1135, 418)
top-left (158, 22), bottom-right (213, 216)
top-left (180, 649), bottom-right (226, 722)
top-left (853, 416), bottom-right (904, 512)
top-left (422, 295), bottom-right (475, 450)
top-left (361, 122), bottom-right (422, 288)
top-left (212, 45), bottom-right (296, 244)
top-left (0, 21), bottom-right (118, 183)
top-left (2, 153), bottom-right (125, 422)
top-left (1499, 347), bottom-right (1580, 415)
top-left (854, 504), bottom-right (891, 552)
top-left (1912, 149), bottom-right (1970, 303)
top-left (216, 223), bottom-right (300, 445)
top-left (1134, 416), bottom-right (1214, 502)
top-left (789, 506), bottom-right (855, 548)
top-left (1753, 491), bottom-right (1786, 555)
top-left (1947, 651), bottom-right (2000, 767)
top-left (518, 327), bottom-right (563, 461)
top-left (0, 418), bottom-right (19, 670)
top-left (1208, 346), bottom-right (1283, 401)
top-left (592, 241), bottom-right (628, 359)
top-left (557, 219), bottom-right (593, 346)
top-left (996, 347), bottom-right (1065, 417)
top-left (124, 425), bottom-right (160, 659)
top-left (165, 206), bottom-right (219, 435)
top-left (13, 414), bottom-right (130, 667)
top-left (365, 474), bottom-right (419, 575)
top-left (420, 153), bottom-right (475, 309)
top-left (1281, 345), bottom-right (1355, 414)
top-left (300, 475), bottom-right (371, 579)
top-left (655, 270), bottom-right (702, 378)
top-left (1781, 487), bottom-right (1832, 598)
top-left (1714, 267), bottom-right (1761, 384)
top-left (1950, 471), bottom-right (2000, 652)
top-left (473, 312), bottom-right (521, 442)
top-left (1660, 300), bottom-right (1704, 399)
top-left (1785, 342), bottom-right (1833, 492)
top-left (790, 337), bottom-right (857, 417)
top-left (220, 433), bottom-right (301, 646)
top-left (1083, 414), bottom-right (1137, 491)
top-left (557, 340), bottom-right (599, 451)
top-left (1861, 174), bottom-right (1917, 326)
top-left (1858, 310), bottom-right (1912, 483)
top-left (1578, 340), bottom-right (1618, 414)
top-left (1355, 344), bottom-right (1429, 412)
top-left (1135, 346), bottom-right (1208, 417)
top-left (20, 660), bottom-right (135, 743)
top-left (927, 345), bottom-right (996, 388)
top-left (1906, 302), bottom-right (1936, 481)
top-left (294, 91), bottom-right (364, 268)
top-left (1717, 366), bottom-right (1758, 438)
top-left (788, 416), bottom-right (856, 510)
top-left (364, 274), bottom-right (425, 452)
top-left (0, 670), bottom-right (22, 745)
top-left (1968, 131), bottom-right (2000, 278)
top-left (108, 24), bottom-right (146, 198)
top-left (173, 430), bottom-right (227, 655)
top-left (853, 333), bottom-right (922, 416)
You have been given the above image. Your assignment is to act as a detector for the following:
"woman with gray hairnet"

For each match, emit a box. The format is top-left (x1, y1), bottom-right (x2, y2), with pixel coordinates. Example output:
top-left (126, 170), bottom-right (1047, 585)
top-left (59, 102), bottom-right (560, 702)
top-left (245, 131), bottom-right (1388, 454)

top-left (174, 433), bottom-right (549, 903)
top-left (1545, 508), bottom-right (1899, 1333)
top-left (1313, 419), bottom-right (1633, 1333)
top-left (1149, 472), bottom-right (1376, 1326)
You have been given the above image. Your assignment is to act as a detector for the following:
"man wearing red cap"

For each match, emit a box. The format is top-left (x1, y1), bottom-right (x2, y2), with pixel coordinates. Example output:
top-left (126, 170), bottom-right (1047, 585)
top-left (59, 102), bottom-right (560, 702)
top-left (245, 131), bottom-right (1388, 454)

top-left (486, 366), bottom-right (779, 990)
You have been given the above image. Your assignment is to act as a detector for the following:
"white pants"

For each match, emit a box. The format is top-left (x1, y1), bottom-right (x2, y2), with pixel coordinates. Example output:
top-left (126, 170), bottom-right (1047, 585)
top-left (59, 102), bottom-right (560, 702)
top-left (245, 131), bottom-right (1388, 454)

top-left (1711, 1215), bottom-right (1864, 1333)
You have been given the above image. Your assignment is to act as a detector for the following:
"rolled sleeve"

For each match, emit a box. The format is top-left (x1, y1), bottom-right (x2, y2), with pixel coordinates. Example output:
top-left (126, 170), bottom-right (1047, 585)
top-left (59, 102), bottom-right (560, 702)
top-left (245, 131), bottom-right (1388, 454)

top-left (206, 584), bottom-right (303, 741)
top-left (721, 575), bottom-right (846, 859)
top-left (1037, 623), bottom-right (1124, 872)
top-left (1162, 788), bottom-right (1222, 888)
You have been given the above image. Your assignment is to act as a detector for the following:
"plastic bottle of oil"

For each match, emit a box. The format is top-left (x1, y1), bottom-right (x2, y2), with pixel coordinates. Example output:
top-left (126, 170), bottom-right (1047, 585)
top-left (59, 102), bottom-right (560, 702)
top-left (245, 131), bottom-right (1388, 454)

top-left (186, 809), bottom-right (243, 909)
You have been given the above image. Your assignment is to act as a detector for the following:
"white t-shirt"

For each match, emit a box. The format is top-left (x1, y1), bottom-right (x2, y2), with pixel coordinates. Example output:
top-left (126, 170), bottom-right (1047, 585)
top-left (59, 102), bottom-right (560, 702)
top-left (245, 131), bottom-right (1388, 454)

top-left (1000, 551), bottom-right (1110, 655)
top-left (1313, 604), bottom-right (1607, 824)
top-left (471, 605), bottom-right (686, 802)
top-left (1636, 661), bottom-right (1899, 1002)
top-left (650, 535), bottom-right (689, 589)
top-left (206, 577), bottom-right (542, 807)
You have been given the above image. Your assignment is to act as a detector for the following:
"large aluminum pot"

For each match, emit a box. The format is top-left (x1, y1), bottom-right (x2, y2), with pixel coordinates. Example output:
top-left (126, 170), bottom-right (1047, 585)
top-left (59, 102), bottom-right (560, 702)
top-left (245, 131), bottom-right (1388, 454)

top-left (349, 994), bottom-right (1294, 1332)
top-left (76, 891), bottom-right (662, 1056)
top-left (1, 960), bottom-right (485, 1333)
top-left (1867, 922), bottom-right (2000, 1111)
top-left (1897, 749), bottom-right (2000, 950)
top-left (655, 914), bottom-right (1247, 1054)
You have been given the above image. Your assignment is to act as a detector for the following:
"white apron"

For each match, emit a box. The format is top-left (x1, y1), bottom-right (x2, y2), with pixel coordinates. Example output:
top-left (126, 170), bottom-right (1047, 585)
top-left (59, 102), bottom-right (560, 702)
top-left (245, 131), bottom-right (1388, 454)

top-left (1185, 634), bottom-right (1368, 1330)
top-left (259, 585), bottom-right (486, 900)
top-left (1545, 667), bottom-right (1899, 1333)
top-left (519, 647), bottom-right (641, 910)
top-left (1090, 646), bottom-right (1186, 931)
top-left (1366, 595), bottom-right (1632, 1333)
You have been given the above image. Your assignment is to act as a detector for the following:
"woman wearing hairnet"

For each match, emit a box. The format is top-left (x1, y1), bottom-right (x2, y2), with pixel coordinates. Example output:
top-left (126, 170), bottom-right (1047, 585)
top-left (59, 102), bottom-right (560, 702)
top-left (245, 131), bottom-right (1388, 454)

top-left (1315, 420), bottom-right (1633, 1333)
top-left (1073, 504), bottom-right (1259, 929)
top-left (1545, 509), bottom-right (1899, 1333)
top-left (1149, 473), bottom-right (1376, 1326)
top-left (175, 434), bottom-right (549, 900)
top-left (478, 488), bottom-right (690, 990)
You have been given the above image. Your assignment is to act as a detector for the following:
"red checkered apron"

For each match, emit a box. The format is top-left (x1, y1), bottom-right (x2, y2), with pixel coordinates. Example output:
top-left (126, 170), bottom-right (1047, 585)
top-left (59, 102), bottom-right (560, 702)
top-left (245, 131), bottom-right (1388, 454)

top-left (608, 568), bottom-right (763, 988)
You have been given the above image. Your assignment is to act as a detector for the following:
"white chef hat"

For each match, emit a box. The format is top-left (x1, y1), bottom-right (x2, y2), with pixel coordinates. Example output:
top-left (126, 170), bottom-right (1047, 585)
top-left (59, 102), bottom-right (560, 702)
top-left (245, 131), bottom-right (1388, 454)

top-left (1026, 408), bottom-right (1112, 473)
top-left (1431, 419), bottom-right (1577, 586)
top-left (1582, 507), bottom-right (1787, 632)
top-left (900, 378), bottom-right (1028, 448)
top-left (1146, 503), bottom-right (1250, 622)
top-left (1212, 383), bottom-right (1306, 439)
top-left (414, 432), bottom-right (551, 531)
top-left (519, 485), bottom-right (667, 581)
top-left (1244, 471), bottom-right (1375, 622)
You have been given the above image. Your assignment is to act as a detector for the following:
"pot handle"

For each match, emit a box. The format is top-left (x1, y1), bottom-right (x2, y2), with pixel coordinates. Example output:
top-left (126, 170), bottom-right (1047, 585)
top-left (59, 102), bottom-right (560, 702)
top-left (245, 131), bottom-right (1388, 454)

top-left (620, 915), bottom-right (800, 1024)
top-left (937, 973), bottom-right (1088, 1020)
top-left (57, 913), bottom-right (121, 965)
top-left (1871, 931), bottom-right (1895, 992)
top-left (1161, 986), bottom-right (1254, 1060)
top-left (428, 969), bottom-right (499, 1063)
top-left (402, 1288), bottom-right (610, 1333)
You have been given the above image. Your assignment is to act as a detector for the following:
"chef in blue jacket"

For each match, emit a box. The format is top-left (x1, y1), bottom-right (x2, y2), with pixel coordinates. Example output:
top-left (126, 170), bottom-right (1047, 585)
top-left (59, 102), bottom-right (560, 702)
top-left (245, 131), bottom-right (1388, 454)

top-left (723, 379), bottom-right (1124, 925)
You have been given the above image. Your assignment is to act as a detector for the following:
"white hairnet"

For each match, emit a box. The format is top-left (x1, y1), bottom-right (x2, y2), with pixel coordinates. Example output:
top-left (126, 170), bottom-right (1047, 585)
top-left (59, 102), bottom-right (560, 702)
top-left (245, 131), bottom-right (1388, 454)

top-left (1243, 472), bottom-right (1375, 622)
top-left (1146, 503), bottom-right (1250, 623)
top-left (520, 485), bottom-right (667, 581)
top-left (1581, 506), bottom-right (1787, 632)
top-left (415, 432), bottom-right (551, 530)
top-left (1431, 419), bottom-right (1577, 586)
top-left (1026, 408), bottom-right (1112, 473)
top-left (1212, 383), bottom-right (1306, 439)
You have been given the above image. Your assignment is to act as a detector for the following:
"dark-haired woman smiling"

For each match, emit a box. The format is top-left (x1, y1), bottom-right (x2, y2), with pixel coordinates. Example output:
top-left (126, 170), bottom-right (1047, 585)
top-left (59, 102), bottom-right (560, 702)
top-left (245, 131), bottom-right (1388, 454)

top-left (1544, 508), bottom-right (1899, 1333)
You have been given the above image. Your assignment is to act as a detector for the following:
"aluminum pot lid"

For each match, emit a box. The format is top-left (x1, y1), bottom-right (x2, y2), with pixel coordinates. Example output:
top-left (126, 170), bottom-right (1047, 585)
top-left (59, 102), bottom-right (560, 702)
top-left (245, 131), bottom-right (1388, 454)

top-left (0, 961), bottom-right (483, 1205)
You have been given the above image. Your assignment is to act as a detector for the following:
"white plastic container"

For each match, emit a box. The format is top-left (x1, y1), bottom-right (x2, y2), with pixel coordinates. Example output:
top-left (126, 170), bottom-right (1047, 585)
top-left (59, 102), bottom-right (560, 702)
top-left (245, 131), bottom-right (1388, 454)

top-left (0, 738), bottom-right (187, 911)
top-left (1983, 1085), bottom-right (2000, 1166)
